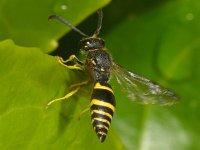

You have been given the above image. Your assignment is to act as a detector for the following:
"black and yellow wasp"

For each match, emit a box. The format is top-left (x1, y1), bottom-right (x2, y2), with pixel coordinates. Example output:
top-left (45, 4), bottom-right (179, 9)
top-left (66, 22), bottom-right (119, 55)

top-left (46, 9), bottom-right (179, 142)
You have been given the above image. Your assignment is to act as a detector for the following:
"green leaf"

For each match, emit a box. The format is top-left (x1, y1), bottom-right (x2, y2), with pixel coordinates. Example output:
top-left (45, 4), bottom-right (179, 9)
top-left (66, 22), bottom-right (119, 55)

top-left (0, 39), bottom-right (124, 150)
top-left (0, 0), bottom-right (110, 52)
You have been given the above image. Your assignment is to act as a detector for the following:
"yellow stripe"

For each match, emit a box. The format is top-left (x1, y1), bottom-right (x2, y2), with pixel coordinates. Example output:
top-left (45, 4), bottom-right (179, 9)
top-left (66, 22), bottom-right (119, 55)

top-left (94, 82), bottom-right (114, 94)
top-left (91, 99), bottom-right (115, 112)
top-left (97, 131), bottom-right (107, 135)
top-left (91, 110), bottom-right (113, 120)
top-left (92, 117), bottom-right (111, 126)
top-left (94, 124), bottom-right (109, 131)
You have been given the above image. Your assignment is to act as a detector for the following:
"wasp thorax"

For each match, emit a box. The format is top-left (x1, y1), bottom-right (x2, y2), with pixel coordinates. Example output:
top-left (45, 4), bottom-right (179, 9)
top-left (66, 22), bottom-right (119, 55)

top-left (80, 37), bottom-right (105, 52)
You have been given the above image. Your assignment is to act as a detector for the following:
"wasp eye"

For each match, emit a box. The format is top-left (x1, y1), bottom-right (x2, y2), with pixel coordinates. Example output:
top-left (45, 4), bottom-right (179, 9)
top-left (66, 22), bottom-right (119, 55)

top-left (86, 41), bottom-right (91, 45)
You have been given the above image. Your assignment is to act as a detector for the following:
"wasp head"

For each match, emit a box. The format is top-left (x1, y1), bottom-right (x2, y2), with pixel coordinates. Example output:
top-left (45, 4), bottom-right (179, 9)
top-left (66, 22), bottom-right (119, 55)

top-left (80, 37), bottom-right (105, 52)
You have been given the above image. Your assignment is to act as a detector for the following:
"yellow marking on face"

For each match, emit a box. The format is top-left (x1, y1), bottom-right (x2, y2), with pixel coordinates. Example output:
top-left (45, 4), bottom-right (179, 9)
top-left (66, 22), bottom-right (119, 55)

top-left (94, 82), bottom-right (114, 94)
top-left (91, 99), bottom-right (115, 112)
top-left (92, 117), bottom-right (111, 126)
top-left (100, 67), bottom-right (105, 71)
top-left (91, 110), bottom-right (113, 120)
top-left (91, 59), bottom-right (96, 65)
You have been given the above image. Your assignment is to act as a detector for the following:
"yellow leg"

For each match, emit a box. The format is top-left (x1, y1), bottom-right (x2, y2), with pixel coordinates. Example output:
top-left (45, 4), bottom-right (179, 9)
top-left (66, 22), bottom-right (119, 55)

top-left (58, 55), bottom-right (83, 64)
top-left (63, 65), bottom-right (83, 70)
top-left (45, 86), bottom-right (80, 110)
top-left (57, 55), bottom-right (84, 71)
top-left (69, 80), bottom-right (88, 90)
top-left (45, 80), bottom-right (89, 109)
top-left (78, 105), bottom-right (90, 120)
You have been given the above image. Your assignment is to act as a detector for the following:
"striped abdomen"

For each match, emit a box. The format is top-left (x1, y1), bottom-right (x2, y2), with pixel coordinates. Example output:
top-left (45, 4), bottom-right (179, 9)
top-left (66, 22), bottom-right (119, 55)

top-left (90, 82), bottom-right (116, 142)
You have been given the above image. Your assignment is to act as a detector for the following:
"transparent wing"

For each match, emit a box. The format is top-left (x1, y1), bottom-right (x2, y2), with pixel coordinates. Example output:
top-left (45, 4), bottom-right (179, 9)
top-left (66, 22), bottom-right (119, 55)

top-left (112, 63), bottom-right (179, 106)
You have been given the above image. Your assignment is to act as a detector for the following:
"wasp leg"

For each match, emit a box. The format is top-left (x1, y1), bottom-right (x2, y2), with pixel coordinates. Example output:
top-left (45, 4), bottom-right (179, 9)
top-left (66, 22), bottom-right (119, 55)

top-left (69, 80), bottom-right (89, 90)
top-left (59, 55), bottom-right (84, 65)
top-left (45, 86), bottom-right (80, 110)
top-left (45, 80), bottom-right (89, 109)
top-left (78, 105), bottom-right (90, 120)
top-left (57, 55), bottom-right (84, 71)
top-left (68, 80), bottom-right (89, 120)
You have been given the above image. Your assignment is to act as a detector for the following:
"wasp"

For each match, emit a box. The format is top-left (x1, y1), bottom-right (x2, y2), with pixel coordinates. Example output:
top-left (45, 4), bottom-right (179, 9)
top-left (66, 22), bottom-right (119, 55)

top-left (46, 9), bottom-right (179, 142)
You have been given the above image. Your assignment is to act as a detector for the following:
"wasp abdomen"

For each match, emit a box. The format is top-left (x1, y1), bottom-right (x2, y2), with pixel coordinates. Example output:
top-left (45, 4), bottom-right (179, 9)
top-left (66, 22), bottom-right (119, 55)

top-left (90, 82), bottom-right (115, 142)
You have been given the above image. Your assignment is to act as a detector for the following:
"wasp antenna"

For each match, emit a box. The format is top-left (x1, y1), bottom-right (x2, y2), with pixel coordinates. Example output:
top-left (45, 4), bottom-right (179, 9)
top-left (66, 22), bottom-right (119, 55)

top-left (49, 15), bottom-right (88, 37)
top-left (94, 9), bottom-right (103, 36)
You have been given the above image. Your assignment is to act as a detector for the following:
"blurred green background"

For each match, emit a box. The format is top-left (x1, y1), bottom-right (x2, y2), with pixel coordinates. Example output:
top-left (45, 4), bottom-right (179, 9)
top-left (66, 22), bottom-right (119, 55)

top-left (0, 0), bottom-right (200, 150)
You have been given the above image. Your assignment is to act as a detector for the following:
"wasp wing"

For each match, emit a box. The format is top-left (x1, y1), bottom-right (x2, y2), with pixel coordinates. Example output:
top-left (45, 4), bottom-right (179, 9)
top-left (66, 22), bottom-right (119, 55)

top-left (112, 63), bottom-right (179, 106)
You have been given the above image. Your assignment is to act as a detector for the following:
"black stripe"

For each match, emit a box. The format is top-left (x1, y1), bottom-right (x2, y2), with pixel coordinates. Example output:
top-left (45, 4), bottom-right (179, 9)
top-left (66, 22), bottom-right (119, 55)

top-left (91, 112), bottom-right (111, 123)
top-left (91, 104), bottom-right (114, 117)
top-left (95, 126), bottom-right (108, 134)
top-left (92, 89), bottom-right (115, 106)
